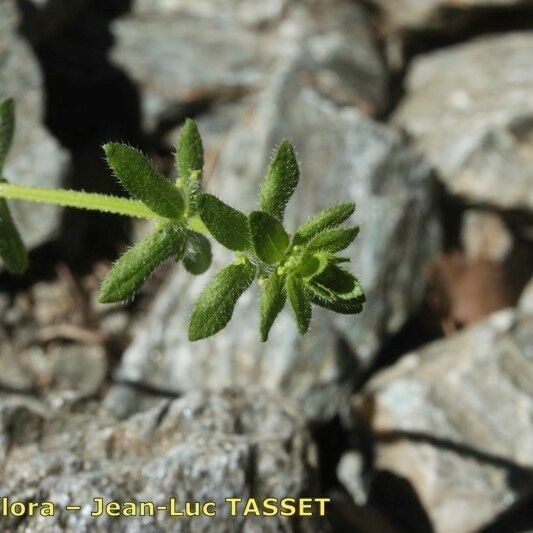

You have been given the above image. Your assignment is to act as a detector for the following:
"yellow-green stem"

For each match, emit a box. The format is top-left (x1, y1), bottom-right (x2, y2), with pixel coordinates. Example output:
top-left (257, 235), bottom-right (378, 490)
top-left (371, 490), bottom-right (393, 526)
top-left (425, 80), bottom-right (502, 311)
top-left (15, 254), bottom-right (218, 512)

top-left (186, 215), bottom-right (208, 234)
top-left (0, 182), bottom-right (160, 220)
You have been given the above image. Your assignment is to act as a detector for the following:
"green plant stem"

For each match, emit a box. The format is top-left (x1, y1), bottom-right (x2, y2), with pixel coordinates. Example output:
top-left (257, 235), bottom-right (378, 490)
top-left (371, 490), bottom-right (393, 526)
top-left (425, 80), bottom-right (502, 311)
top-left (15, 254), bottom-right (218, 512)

top-left (0, 182), bottom-right (160, 220)
top-left (0, 182), bottom-right (216, 241)
top-left (187, 215), bottom-right (209, 234)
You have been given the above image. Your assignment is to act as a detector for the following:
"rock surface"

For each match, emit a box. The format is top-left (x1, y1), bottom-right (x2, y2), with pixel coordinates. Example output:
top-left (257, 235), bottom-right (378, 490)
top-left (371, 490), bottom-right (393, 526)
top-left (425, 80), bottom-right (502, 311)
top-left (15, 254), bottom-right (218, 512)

top-left (0, 271), bottom-right (125, 403)
top-left (461, 209), bottom-right (513, 261)
top-left (129, 0), bottom-right (289, 24)
top-left (0, 396), bottom-right (48, 462)
top-left (519, 276), bottom-right (533, 312)
top-left (111, 0), bottom-right (388, 132)
top-left (0, 0), bottom-right (68, 254)
top-left (336, 452), bottom-right (367, 507)
top-left (350, 307), bottom-right (533, 532)
top-left (394, 32), bottom-right (533, 212)
top-left (107, 64), bottom-right (441, 422)
top-left (0, 388), bottom-right (321, 532)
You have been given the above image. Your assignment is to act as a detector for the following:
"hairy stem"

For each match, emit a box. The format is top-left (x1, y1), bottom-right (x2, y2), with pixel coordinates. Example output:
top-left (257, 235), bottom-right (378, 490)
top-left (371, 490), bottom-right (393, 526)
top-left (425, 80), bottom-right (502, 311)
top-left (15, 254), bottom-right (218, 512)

top-left (0, 182), bottom-right (160, 220)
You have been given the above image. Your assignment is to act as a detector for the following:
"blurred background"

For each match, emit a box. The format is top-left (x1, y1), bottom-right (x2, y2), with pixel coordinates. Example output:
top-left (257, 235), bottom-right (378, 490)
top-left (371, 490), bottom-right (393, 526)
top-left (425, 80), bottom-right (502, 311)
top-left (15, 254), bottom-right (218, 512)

top-left (0, 0), bottom-right (532, 531)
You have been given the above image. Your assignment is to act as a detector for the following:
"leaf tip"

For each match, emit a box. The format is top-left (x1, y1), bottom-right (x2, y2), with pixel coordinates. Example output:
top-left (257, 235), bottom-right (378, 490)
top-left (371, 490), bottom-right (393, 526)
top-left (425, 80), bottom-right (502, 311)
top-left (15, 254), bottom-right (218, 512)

top-left (183, 117), bottom-right (199, 130)
top-left (278, 139), bottom-right (294, 151)
top-left (188, 330), bottom-right (200, 342)
top-left (102, 142), bottom-right (117, 157)
top-left (98, 289), bottom-right (115, 305)
top-left (0, 97), bottom-right (14, 112)
top-left (188, 318), bottom-right (207, 342)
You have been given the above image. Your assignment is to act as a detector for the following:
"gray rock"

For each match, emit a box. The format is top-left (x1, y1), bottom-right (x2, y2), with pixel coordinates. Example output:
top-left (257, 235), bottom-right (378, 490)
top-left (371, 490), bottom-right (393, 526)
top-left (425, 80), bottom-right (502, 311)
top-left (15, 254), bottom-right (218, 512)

top-left (461, 209), bottom-right (513, 261)
top-left (129, 0), bottom-right (289, 27)
top-left (519, 276), bottom-right (533, 312)
top-left (0, 0), bottom-right (69, 253)
top-left (110, 8), bottom-right (265, 134)
top-left (0, 327), bottom-right (36, 393)
top-left (0, 388), bottom-right (321, 532)
top-left (275, 0), bottom-right (388, 113)
top-left (0, 341), bottom-right (106, 404)
top-left (111, 0), bottom-right (388, 132)
top-left (351, 308), bottom-right (533, 533)
top-left (336, 452), bottom-right (367, 506)
top-left (47, 345), bottom-right (107, 401)
top-left (107, 64), bottom-right (440, 422)
top-left (0, 275), bottom-right (111, 403)
top-left (0, 397), bottom-right (47, 462)
top-left (394, 32), bottom-right (533, 212)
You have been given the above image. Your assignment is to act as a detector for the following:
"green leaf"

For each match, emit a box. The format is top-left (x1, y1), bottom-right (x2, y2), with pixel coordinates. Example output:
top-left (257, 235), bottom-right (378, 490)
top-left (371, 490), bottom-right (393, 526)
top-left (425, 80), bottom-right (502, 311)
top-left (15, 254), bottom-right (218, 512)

top-left (295, 249), bottom-right (329, 279)
top-left (286, 275), bottom-right (312, 335)
top-left (0, 195), bottom-right (28, 275)
top-left (197, 193), bottom-right (251, 252)
top-left (189, 260), bottom-right (256, 341)
top-left (0, 98), bottom-right (15, 172)
top-left (182, 231), bottom-right (212, 275)
top-left (259, 270), bottom-right (286, 342)
top-left (307, 227), bottom-right (359, 253)
top-left (104, 143), bottom-right (185, 220)
top-left (177, 119), bottom-right (204, 184)
top-left (309, 264), bottom-right (364, 301)
top-left (259, 141), bottom-right (299, 221)
top-left (307, 289), bottom-right (364, 315)
top-left (306, 264), bottom-right (365, 315)
top-left (249, 211), bottom-right (289, 265)
top-left (99, 223), bottom-right (186, 303)
top-left (294, 203), bottom-right (356, 245)
top-left (295, 251), bottom-right (320, 278)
